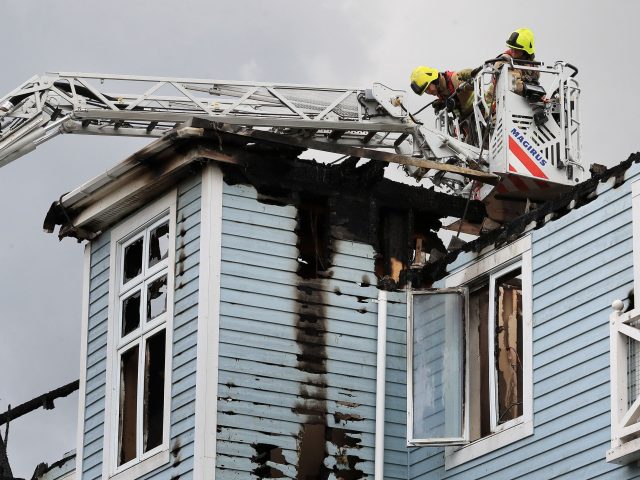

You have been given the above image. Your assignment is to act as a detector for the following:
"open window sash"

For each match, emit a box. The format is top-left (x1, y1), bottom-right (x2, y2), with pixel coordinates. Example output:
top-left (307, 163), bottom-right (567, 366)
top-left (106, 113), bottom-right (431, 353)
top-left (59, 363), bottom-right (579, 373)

top-left (408, 287), bottom-right (469, 445)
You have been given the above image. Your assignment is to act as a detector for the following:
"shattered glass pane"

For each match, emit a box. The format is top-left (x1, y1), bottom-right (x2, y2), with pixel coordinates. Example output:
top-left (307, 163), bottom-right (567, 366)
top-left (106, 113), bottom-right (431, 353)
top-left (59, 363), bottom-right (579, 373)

top-left (494, 268), bottom-right (523, 424)
top-left (148, 222), bottom-right (170, 268)
top-left (143, 329), bottom-right (166, 452)
top-left (121, 290), bottom-right (141, 337)
top-left (123, 237), bottom-right (143, 283)
top-left (147, 275), bottom-right (167, 321)
top-left (118, 345), bottom-right (138, 465)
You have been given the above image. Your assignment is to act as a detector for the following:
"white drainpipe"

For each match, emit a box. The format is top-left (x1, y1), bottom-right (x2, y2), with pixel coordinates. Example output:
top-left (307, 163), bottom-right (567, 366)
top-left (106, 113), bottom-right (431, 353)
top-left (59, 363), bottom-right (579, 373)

top-left (374, 289), bottom-right (388, 480)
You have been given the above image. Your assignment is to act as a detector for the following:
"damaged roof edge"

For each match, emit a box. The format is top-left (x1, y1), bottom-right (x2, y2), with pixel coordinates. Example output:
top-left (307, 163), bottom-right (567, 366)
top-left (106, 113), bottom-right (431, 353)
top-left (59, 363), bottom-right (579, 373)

top-left (42, 129), bottom-right (247, 241)
top-left (421, 152), bottom-right (640, 283)
top-left (43, 126), bottom-right (205, 233)
top-left (43, 125), bottom-right (487, 242)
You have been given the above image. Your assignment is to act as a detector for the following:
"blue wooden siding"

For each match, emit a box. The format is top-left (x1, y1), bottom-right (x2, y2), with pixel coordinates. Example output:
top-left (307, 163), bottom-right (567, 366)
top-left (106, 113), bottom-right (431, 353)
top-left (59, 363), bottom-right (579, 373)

top-left (216, 183), bottom-right (408, 479)
top-left (82, 230), bottom-right (110, 480)
top-left (81, 175), bottom-right (201, 480)
top-left (409, 166), bottom-right (640, 478)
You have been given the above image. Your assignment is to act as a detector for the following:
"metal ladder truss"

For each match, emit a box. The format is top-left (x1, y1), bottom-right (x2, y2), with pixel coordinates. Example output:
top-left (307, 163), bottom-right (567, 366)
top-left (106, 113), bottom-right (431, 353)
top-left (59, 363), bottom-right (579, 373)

top-left (0, 72), bottom-right (421, 169)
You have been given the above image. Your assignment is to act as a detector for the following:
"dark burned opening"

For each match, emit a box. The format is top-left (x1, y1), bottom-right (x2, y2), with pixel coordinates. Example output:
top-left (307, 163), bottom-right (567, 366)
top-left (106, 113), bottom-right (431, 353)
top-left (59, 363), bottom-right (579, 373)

top-left (296, 194), bottom-right (331, 279)
top-left (298, 424), bottom-right (328, 478)
top-left (119, 345), bottom-right (138, 465)
top-left (143, 329), bottom-right (166, 452)
top-left (252, 443), bottom-right (286, 478)
top-left (375, 208), bottom-right (409, 286)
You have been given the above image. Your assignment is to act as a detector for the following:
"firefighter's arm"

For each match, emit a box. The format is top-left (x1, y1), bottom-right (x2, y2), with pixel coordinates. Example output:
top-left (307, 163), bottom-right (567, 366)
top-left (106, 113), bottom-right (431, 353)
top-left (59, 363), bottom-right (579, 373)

top-left (511, 69), bottom-right (524, 94)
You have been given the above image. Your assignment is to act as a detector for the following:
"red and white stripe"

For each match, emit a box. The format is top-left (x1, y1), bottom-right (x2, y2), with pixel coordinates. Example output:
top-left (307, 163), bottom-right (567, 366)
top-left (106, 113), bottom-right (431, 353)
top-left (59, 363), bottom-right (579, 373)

top-left (508, 136), bottom-right (548, 180)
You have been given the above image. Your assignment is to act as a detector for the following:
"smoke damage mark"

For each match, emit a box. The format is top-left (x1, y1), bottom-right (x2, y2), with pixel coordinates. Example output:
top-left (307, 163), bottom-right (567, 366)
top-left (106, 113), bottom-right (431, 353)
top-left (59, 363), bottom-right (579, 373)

top-left (170, 438), bottom-right (182, 467)
top-left (294, 192), bottom-right (331, 479)
top-left (290, 193), bottom-right (368, 479)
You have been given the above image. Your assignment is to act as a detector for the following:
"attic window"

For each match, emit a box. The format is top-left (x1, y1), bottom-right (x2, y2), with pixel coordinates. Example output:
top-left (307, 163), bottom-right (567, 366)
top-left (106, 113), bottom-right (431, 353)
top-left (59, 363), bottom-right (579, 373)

top-left (113, 213), bottom-right (173, 471)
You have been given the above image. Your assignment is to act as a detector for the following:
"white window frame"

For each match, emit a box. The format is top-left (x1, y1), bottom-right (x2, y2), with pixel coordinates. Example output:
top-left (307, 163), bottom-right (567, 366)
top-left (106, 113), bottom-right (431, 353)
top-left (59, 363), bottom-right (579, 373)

top-left (407, 235), bottom-right (533, 466)
top-left (487, 262), bottom-right (525, 434)
top-left (407, 287), bottom-right (470, 445)
top-left (443, 235), bottom-right (533, 468)
top-left (607, 179), bottom-right (640, 464)
top-left (102, 190), bottom-right (177, 480)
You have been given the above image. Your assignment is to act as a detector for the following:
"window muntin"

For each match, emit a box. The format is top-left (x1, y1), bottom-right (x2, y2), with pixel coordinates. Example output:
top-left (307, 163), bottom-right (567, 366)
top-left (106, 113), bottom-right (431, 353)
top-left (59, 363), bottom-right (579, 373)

top-left (114, 213), bottom-right (172, 470)
top-left (408, 288), bottom-right (468, 445)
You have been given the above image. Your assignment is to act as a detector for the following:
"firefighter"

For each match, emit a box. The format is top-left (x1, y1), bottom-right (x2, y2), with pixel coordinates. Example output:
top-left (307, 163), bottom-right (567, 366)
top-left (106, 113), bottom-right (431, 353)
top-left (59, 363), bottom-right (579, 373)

top-left (409, 66), bottom-right (476, 120)
top-left (486, 28), bottom-right (540, 108)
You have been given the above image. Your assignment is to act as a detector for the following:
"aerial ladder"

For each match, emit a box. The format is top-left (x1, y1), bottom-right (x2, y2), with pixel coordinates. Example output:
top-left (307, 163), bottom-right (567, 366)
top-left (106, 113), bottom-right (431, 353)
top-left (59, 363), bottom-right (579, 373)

top-left (0, 60), bottom-right (582, 224)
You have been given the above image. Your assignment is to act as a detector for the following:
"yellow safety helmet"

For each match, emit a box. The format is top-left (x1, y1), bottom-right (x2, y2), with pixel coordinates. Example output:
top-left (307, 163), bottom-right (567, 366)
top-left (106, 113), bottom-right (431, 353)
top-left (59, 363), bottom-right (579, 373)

top-left (506, 28), bottom-right (535, 55)
top-left (410, 66), bottom-right (439, 95)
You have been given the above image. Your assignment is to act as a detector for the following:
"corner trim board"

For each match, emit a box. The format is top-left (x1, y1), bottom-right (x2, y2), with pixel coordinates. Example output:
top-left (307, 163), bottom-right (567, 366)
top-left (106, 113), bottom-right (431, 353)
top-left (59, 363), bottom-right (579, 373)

top-left (74, 243), bottom-right (91, 480)
top-left (193, 164), bottom-right (223, 480)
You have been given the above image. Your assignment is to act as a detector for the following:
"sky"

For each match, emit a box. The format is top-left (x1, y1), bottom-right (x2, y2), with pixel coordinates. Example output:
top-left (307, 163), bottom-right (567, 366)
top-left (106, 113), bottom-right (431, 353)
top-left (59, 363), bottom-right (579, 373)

top-left (1, 0), bottom-right (639, 476)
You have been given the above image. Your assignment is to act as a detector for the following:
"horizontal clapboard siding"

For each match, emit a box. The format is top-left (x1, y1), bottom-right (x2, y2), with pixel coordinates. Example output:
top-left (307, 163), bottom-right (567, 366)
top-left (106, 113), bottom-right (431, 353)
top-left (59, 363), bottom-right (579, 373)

top-left (409, 168), bottom-right (640, 479)
top-left (81, 175), bottom-right (201, 480)
top-left (217, 182), bottom-right (408, 479)
top-left (82, 231), bottom-right (110, 480)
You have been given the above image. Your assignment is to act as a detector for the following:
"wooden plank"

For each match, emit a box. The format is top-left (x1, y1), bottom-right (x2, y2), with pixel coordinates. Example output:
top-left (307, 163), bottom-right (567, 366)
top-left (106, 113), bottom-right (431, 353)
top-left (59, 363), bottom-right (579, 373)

top-left (220, 126), bottom-right (500, 185)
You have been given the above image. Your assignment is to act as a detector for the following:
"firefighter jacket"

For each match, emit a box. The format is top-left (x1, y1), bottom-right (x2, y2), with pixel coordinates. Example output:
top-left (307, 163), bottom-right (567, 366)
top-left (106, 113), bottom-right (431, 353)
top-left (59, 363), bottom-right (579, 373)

top-left (433, 69), bottom-right (475, 119)
top-left (486, 50), bottom-right (540, 108)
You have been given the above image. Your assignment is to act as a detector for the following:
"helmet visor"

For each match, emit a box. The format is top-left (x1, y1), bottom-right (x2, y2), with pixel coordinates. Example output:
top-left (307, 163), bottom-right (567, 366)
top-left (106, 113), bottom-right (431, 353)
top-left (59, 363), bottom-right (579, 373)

top-left (506, 31), bottom-right (524, 50)
top-left (411, 81), bottom-right (426, 95)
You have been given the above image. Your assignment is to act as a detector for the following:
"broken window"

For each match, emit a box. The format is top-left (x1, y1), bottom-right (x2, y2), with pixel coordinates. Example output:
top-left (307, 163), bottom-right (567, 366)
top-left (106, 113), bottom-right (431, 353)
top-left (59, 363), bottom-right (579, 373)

top-left (492, 269), bottom-right (523, 425)
top-left (148, 221), bottom-right (169, 268)
top-left (118, 345), bottom-right (138, 464)
top-left (147, 275), bottom-right (167, 321)
top-left (121, 290), bottom-right (141, 337)
top-left (123, 237), bottom-right (143, 284)
top-left (408, 259), bottom-right (529, 448)
top-left (115, 214), bottom-right (172, 468)
top-left (143, 329), bottom-right (166, 452)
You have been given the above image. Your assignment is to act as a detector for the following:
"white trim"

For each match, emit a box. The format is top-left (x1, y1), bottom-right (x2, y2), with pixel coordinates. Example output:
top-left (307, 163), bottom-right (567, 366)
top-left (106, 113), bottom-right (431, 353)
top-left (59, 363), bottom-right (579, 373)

top-left (193, 164), bottom-right (223, 480)
top-left (102, 190), bottom-right (177, 480)
top-left (407, 288), bottom-right (469, 446)
top-left (107, 450), bottom-right (169, 480)
top-left (74, 243), bottom-right (91, 480)
top-left (632, 181), bottom-right (640, 309)
top-left (374, 290), bottom-right (388, 480)
top-left (443, 235), bottom-right (533, 469)
top-left (445, 420), bottom-right (534, 468)
top-left (487, 261), bottom-right (524, 433)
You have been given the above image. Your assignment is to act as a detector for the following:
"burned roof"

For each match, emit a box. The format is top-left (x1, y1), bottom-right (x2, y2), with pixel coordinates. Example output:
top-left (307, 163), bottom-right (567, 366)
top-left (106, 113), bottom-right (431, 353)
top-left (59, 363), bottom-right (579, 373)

top-left (420, 152), bottom-right (640, 283)
top-left (43, 125), bottom-right (486, 243)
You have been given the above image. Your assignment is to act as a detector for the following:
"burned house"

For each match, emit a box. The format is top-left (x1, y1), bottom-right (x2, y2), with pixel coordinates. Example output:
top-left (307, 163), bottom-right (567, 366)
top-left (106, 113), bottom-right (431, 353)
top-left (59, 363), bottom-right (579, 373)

top-left (41, 124), bottom-right (640, 478)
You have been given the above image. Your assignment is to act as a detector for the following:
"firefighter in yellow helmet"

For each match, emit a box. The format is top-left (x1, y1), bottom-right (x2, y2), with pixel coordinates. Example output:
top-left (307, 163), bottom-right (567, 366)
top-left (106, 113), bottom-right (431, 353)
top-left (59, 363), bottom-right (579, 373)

top-left (487, 28), bottom-right (540, 107)
top-left (410, 65), bottom-right (476, 119)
